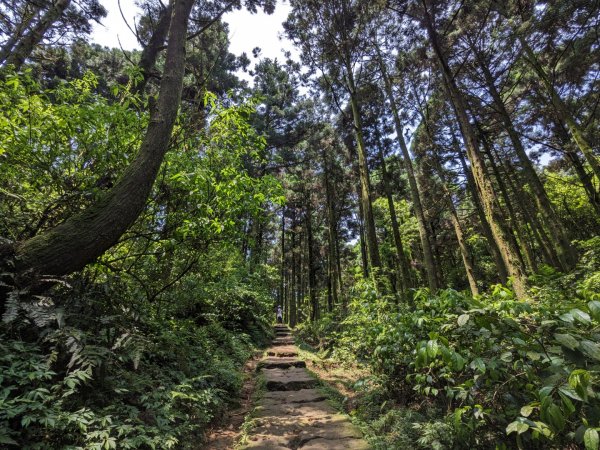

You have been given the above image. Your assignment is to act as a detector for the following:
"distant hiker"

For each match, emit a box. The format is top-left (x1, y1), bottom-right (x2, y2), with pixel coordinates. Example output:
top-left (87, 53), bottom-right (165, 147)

top-left (276, 305), bottom-right (283, 323)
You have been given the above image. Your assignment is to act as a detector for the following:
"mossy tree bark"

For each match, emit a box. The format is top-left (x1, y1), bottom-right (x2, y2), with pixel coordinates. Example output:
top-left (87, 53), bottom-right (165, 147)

top-left (12, 0), bottom-right (195, 278)
top-left (471, 40), bottom-right (576, 271)
top-left (422, 2), bottom-right (529, 299)
top-left (347, 70), bottom-right (382, 271)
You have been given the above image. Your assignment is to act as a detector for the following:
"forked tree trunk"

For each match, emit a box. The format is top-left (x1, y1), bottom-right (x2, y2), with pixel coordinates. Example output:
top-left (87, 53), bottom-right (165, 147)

top-left (133, 2), bottom-right (174, 94)
top-left (12, 0), bottom-right (195, 278)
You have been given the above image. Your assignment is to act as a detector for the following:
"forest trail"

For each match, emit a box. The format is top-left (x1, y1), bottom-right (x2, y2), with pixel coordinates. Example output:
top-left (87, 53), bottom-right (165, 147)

top-left (241, 325), bottom-right (370, 449)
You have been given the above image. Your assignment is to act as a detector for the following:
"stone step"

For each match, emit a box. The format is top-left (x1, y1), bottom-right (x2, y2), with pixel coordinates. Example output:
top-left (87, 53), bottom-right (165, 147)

top-left (273, 337), bottom-right (294, 346)
top-left (261, 389), bottom-right (327, 405)
top-left (243, 414), bottom-right (369, 449)
top-left (267, 346), bottom-right (298, 357)
top-left (262, 368), bottom-right (319, 391)
top-left (257, 357), bottom-right (306, 370)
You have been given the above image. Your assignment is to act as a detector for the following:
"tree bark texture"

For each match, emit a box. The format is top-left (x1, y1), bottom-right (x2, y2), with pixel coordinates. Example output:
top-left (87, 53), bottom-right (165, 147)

top-left (422, 4), bottom-right (529, 299)
top-left (4, 0), bottom-right (72, 70)
top-left (14, 0), bottom-right (195, 277)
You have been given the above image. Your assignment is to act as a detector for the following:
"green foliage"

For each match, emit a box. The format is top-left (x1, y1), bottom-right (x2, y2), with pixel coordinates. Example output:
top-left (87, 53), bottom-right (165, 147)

top-left (0, 68), bottom-right (280, 448)
top-left (305, 239), bottom-right (600, 448)
top-left (0, 70), bottom-right (146, 240)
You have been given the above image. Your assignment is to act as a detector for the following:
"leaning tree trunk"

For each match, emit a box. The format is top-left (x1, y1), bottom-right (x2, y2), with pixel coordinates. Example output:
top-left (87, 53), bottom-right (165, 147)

top-left (421, 3), bottom-right (529, 299)
top-left (457, 147), bottom-right (509, 284)
top-left (12, 0), bottom-right (195, 278)
top-left (0, 3), bottom-right (41, 65)
top-left (472, 42), bottom-right (576, 270)
top-left (4, 0), bottom-right (72, 70)
top-left (518, 37), bottom-right (600, 182)
top-left (426, 139), bottom-right (479, 296)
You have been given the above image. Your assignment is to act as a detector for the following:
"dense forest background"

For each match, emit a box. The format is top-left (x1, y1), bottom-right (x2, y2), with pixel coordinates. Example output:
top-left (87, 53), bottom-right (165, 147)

top-left (0, 0), bottom-right (599, 448)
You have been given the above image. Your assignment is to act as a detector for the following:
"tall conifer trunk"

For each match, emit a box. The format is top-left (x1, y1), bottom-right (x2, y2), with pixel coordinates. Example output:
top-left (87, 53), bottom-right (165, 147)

top-left (376, 51), bottom-right (438, 292)
top-left (421, 3), bottom-right (529, 298)
top-left (471, 41), bottom-right (576, 270)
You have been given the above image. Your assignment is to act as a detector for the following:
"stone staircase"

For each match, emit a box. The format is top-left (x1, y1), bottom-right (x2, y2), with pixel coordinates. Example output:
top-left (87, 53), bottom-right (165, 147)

top-left (242, 324), bottom-right (370, 449)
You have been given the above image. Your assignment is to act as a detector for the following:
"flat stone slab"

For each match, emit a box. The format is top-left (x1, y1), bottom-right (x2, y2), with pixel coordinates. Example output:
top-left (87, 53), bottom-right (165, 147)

top-left (258, 357), bottom-right (306, 370)
top-left (245, 415), bottom-right (366, 448)
top-left (263, 368), bottom-right (319, 391)
top-left (262, 389), bottom-right (327, 405)
top-left (301, 437), bottom-right (371, 449)
top-left (267, 346), bottom-right (298, 357)
top-left (255, 400), bottom-right (336, 419)
top-left (273, 337), bottom-right (295, 346)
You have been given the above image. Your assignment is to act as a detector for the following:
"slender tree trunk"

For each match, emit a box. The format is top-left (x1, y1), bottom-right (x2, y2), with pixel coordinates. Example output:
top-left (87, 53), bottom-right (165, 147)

top-left (517, 36), bottom-right (600, 181)
top-left (348, 144), bottom-right (370, 277)
top-left (553, 121), bottom-right (600, 215)
top-left (476, 126), bottom-right (533, 272)
top-left (12, 0), bottom-right (195, 279)
top-left (290, 209), bottom-right (297, 327)
top-left (472, 42), bottom-right (576, 270)
top-left (378, 146), bottom-right (410, 293)
top-left (305, 197), bottom-right (318, 322)
top-left (133, 2), bottom-right (173, 94)
top-left (457, 148), bottom-right (509, 283)
top-left (346, 69), bottom-right (381, 270)
top-left (0, 3), bottom-right (40, 64)
top-left (280, 211), bottom-right (285, 308)
top-left (376, 52), bottom-right (438, 292)
top-left (422, 5), bottom-right (529, 298)
top-left (334, 220), bottom-right (344, 308)
top-left (431, 153), bottom-right (479, 295)
top-left (495, 149), bottom-right (559, 268)
top-left (4, 0), bottom-right (72, 70)
top-left (322, 150), bottom-right (339, 311)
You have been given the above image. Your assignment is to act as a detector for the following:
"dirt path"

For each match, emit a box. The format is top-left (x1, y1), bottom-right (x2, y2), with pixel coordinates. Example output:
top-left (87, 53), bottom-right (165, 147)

top-left (241, 325), bottom-right (370, 450)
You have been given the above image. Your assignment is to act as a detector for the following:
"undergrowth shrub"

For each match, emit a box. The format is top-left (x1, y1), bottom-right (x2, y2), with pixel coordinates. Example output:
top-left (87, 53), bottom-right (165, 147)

top-left (306, 238), bottom-right (600, 449)
top-left (0, 261), bottom-right (273, 448)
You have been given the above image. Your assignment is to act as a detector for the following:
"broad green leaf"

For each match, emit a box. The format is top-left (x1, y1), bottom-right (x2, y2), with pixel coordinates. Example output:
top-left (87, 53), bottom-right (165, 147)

top-left (585, 428), bottom-right (600, 450)
top-left (470, 358), bottom-right (486, 373)
top-left (426, 340), bottom-right (439, 359)
top-left (457, 314), bottom-right (470, 326)
top-left (520, 405), bottom-right (535, 417)
top-left (580, 340), bottom-right (600, 361)
top-left (546, 403), bottom-right (565, 432)
top-left (588, 301), bottom-right (600, 321)
top-left (554, 333), bottom-right (579, 350)
top-left (571, 309), bottom-right (591, 324)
